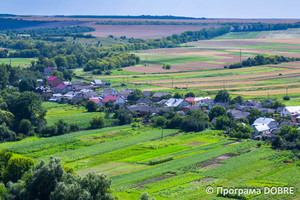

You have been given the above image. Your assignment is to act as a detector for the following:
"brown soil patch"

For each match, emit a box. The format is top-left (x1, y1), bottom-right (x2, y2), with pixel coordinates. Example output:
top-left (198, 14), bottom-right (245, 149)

top-left (136, 174), bottom-right (175, 186)
top-left (179, 62), bottom-right (224, 69)
top-left (201, 163), bottom-right (223, 170)
top-left (210, 154), bottom-right (236, 162)
top-left (190, 178), bottom-right (215, 185)
top-left (183, 141), bottom-right (206, 146)
top-left (224, 141), bottom-right (243, 146)
top-left (85, 22), bottom-right (218, 39)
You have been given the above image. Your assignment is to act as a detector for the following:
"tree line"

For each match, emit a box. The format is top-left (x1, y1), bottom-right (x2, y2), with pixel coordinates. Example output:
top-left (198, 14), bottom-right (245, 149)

top-left (228, 55), bottom-right (300, 69)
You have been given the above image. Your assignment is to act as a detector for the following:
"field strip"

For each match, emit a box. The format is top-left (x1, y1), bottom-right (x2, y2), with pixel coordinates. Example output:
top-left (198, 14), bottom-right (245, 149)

top-left (157, 80), bottom-right (264, 88)
top-left (202, 82), bottom-right (300, 91)
top-left (130, 69), bottom-right (300, 84)
top-left (232, 87), bottom-right (300, 96)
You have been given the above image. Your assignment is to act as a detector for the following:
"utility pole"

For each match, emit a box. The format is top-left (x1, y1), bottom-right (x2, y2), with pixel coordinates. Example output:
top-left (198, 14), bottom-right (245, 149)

top-left (240, 49), bottom-right (242, 62)
top-left (172, 78), bottom-right (174, 88)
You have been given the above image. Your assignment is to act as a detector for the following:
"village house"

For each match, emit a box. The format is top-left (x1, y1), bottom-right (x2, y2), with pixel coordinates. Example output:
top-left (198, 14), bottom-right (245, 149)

top-left (142, 91), bottom-right (151, 97)
top-left (127, 105), bottom-right (170, 116)
top-left (136, 98), bottom-right (153, 104)
top-left (90, 79), bottom-right (106, 88)
top-left (152, 92), bottom-right (170, 102)
top-left (44, 67), bottom-right (58, 76)
top-left (47, 76), bottom-right (63, 88)
top-left (54, 84), bottom-right (70, 94)
top-left (253, 124), bottom-right (270, 135)
top-left (63, 91), bottom-right (79, 100)
top-left (227, 109), bottom-right (250, 119)
top-left (49, 94), bottom-right (63, 102)
top-left (88, 97), bottom-right (103, 106)
top-left (101, 88), bottom-right (119, 98)
top-left (99, 95), bottom-right (126, 106)
top-left (253, 117), bottom-right (278, 129)
top-left (185, 97), bottom-right (212, 106)
top-left (34, 86), bottom-right (53, 97)
top-left (119, 88), bottom-right (135, 99)
top-left (243, 100), bottom-right (263, 109)
top-left (164, 98), bottom-right (190, 108)
top-left (72, 90), bottom-right (100, 101)
top-left (281, 106), bottom-right (300, 117)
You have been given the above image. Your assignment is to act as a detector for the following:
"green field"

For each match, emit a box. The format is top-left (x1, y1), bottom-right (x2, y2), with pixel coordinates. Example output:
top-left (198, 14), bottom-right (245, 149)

top-left (0, 57), bottom-right (36, 67)
top-left (43, 102), bottom-right (115, 129)
top-left (1, 125), bottom-right (299, 200)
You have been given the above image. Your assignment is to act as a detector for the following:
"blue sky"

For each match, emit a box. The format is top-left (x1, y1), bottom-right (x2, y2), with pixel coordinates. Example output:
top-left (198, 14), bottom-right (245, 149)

top-left (0, 0), bottom-right (299, 18)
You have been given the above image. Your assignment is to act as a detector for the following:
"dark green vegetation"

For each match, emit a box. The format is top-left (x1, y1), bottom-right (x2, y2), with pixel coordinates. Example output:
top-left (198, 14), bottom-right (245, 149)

top-left (229, 54), bottom-right (300, 69)
top-left (0, 156), bottom-right (113, 200)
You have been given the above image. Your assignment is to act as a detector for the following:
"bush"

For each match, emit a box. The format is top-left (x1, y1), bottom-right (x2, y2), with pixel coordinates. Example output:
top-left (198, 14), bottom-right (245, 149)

top-left (283, 96), bottom-right (290, 100)
top-left (90, 116), bottom-right (105, 129)
top-left (69, 123), bottom-right (79, 132)
top-left (41, 125), bottom-right (57, 137)
top-left (86, 101), bottom-right (98, 112)
top-left (55, 119), bottom-right (68, 135)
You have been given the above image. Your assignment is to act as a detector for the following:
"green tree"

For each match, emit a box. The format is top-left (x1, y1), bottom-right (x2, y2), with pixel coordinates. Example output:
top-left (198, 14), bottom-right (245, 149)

top-left (18, 78), bottom-right (37, 92)
top-left (55, 119), bottom-right (68, 135)
top-left (18, 119), bottom-right (32, 135)
top-left (215, 115), bottom-right (233, 130)
top-left (231, 96), bottom-right (243, 104)
top-left (209, 106), bottom-right (227, 121)
top-left (86, 101), bottom-right (98, 112)
top-left (173, 92), bottom-right (182, 99)
top-left (0, 110), bottom-right (14, 129)
top-left (90, 116), bottom-right (105, 129)
top-left (153, 116), bottom-right (167, 128)
top-left (3, 156), bottom-right (34, 184)
top-left (127, 89), bottom-right (143, 102)
top-left (0, 64), bottom-right (8, 90)
top-left (181, 110), bottom-right (211, 132)
top-left (215, 90), bottom-right (230, 103)
top-left (185, 92), bottom-right (195, 98)
top-left (0, 124), bottom-right (16, 142)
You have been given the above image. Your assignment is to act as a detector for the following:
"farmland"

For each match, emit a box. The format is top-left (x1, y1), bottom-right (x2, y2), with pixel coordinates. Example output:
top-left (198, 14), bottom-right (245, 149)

top-left (75, 28), bottom-right (300, 104)
top-left (0, 125), bottom-right (299, 200)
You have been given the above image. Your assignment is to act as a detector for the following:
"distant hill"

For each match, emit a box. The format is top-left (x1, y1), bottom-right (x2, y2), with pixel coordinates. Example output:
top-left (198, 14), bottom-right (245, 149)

top-left (52, 15), bottom-right (206, 20)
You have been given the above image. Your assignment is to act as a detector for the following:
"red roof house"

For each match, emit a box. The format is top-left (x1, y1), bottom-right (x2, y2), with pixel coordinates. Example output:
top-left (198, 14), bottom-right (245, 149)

top-left (47, 76), bottom-right (63, 88)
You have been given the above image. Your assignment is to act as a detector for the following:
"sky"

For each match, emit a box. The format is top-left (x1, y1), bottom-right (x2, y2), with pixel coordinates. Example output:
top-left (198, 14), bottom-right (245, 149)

top-left (0, 0), bottom-right (299, 19)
